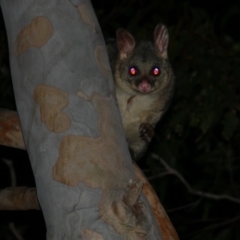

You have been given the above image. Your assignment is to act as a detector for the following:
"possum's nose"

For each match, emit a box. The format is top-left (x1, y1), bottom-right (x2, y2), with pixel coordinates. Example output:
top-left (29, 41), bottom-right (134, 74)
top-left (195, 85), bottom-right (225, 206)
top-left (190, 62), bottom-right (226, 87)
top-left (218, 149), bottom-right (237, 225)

top-left (138, 80), bottom-right (151, 93)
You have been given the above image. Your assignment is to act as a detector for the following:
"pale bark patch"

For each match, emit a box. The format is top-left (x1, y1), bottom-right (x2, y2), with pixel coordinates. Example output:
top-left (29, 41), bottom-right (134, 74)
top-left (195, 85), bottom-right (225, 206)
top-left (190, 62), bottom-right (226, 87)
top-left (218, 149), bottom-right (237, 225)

top-left (76, 90), bottom-right (90, 101)
top-left (15, 16), bottom-right (53, 56)
top-left (52, 91), bottom-right (129, 187)
top-left (34, 85), bottom-right (71, 133)
top-left (95, 45), bottom-right (112, 81)
top-left (82, 228), bottom-right (105, 240)
top-left (77, 4), bottom-right (96, 33)
top-left (52, 134), bottom-right (121, 187)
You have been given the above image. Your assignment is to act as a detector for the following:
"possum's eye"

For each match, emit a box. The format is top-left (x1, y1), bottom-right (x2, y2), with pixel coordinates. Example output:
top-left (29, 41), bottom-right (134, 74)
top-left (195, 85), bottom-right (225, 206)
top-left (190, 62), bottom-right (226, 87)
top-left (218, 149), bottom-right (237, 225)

top-left (152, 67), bottom-right (161, 76)
top-left (129, 66), bottom-right (138, 76)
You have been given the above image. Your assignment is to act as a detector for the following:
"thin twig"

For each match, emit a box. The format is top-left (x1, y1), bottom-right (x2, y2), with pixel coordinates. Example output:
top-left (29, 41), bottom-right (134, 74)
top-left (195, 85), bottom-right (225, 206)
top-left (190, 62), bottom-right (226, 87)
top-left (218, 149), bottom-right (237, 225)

top-left (147, 172), bottom-right (173, 181)
top-left (182, 214), bottom-right (240, 239)
top-left (151, 154), bottom-right (240, 205)
top-left (167, 198), bottom-right (202, 213)
top-left (9, 222), bottom-right (24, 240)
top-left (2, 159), bottom-right (25, 240)
top-left (2, 159), bottom-right (16, 187)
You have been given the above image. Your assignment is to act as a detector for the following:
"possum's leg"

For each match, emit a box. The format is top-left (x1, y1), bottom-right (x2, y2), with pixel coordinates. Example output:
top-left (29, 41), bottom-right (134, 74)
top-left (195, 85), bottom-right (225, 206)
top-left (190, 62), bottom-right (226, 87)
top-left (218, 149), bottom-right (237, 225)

top-left (125, 122), bottom-right (149, 160)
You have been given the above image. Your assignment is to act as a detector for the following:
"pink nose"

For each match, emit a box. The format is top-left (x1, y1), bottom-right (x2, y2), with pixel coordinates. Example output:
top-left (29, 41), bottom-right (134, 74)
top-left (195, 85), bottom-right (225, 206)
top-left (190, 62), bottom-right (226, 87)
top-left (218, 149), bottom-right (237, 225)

top-left (139, 80), bottom-right (151, 93)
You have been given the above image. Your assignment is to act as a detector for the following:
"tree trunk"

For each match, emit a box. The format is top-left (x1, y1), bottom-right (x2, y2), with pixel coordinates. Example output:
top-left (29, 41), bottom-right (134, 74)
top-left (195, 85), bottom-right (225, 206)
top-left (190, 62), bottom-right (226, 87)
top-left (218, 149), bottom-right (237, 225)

top-left (0, 109), bottom-right (179, 240)
top-left (0, 0), bottom-right (163, 239)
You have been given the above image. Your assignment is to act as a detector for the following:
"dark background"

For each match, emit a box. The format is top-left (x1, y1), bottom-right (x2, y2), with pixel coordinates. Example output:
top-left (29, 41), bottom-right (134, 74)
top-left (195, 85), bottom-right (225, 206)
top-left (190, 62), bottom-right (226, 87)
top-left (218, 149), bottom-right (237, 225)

top-left (0, 0), bottom-right (240, 239)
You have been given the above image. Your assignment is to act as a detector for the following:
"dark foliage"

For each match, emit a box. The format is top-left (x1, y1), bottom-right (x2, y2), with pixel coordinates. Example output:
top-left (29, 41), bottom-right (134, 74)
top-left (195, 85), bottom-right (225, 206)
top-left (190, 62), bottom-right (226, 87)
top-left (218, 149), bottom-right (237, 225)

top-left (0, 0), bottom-right (240, 239)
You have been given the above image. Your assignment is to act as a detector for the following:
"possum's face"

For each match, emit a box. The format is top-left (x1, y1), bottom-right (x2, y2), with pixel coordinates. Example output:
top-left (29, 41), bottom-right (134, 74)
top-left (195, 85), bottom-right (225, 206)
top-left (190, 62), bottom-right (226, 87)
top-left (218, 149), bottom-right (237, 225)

top-left (115, 42), bottom-right (172, 95)
top-left (114, 25), bottom-right (172, 95)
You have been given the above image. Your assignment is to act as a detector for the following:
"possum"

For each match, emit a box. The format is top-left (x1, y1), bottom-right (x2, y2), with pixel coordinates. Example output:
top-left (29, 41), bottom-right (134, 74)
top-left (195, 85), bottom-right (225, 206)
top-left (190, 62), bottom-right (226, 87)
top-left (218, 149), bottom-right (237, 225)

top-left (107, 24), bottom-right (175, 160)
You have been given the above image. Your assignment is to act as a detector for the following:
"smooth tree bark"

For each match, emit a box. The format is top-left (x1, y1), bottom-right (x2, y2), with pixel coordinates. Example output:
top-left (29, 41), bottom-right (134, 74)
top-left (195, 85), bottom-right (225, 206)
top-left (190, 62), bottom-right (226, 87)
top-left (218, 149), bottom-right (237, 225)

top-left (0, 0), bottom-right (167, 239)
top-left (0, 110), bottom-right (179, 240)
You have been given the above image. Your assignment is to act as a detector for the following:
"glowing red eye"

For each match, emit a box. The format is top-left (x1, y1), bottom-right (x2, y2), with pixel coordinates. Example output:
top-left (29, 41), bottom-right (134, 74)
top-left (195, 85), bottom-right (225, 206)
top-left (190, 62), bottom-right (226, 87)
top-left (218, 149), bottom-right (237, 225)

top-left (152, 67), bottom-right (160, 76)
top-left (129, 67), bottom-right (137, 76)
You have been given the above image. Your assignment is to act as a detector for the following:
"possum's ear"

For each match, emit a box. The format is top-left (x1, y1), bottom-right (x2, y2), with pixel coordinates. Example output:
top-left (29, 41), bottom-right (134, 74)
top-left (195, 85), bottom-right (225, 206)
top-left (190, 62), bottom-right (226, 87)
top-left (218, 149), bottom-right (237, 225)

top-left (154, 24), bottom-right (169, 59)
top-left (116, 28), bottom-right (135, 59)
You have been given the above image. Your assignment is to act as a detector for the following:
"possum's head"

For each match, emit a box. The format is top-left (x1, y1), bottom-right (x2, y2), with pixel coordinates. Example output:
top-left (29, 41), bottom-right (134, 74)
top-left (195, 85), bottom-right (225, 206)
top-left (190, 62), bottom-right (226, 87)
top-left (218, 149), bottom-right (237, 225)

top-left (114, 24), bottom-right (173, 95)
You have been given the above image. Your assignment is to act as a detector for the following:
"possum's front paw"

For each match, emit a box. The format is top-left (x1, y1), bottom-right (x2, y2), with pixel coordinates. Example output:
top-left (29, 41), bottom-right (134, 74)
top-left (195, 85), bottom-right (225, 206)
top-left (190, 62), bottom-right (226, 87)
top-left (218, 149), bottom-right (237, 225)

top-left (139, 123), bottom-right (154, 142)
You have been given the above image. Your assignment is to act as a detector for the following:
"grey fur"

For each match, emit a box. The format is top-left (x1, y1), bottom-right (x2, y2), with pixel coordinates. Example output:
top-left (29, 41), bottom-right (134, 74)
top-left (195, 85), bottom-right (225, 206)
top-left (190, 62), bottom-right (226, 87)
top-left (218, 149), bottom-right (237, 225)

top-left (107, 24), bottom-right (175, 160)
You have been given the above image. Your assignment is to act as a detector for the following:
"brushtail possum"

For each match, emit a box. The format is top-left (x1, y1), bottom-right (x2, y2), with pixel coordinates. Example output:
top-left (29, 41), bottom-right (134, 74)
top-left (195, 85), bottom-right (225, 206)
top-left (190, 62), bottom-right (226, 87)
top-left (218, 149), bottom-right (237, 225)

top-left (107, 24), bottom-right (175, 160)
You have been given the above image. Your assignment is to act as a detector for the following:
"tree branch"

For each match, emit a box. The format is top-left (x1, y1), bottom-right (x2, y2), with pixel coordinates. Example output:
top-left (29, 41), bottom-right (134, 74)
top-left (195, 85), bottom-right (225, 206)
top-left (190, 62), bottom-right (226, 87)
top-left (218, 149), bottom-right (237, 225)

top-left (133, 161), bottom-right (179, 240)
top-left (0, 109), bottom-right (25, 150)
top-left (0, 187), bottom-right (40, 210)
